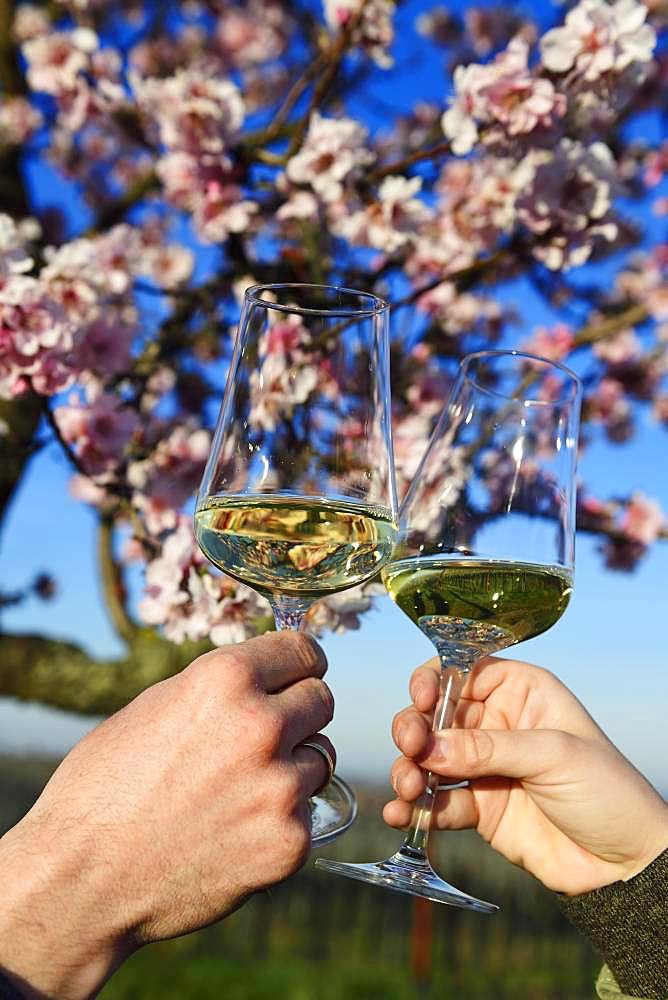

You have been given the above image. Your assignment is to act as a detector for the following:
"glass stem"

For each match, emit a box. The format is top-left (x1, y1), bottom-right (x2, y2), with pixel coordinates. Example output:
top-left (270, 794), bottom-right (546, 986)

top-left (398, 654), bottom-right (476, 862)
top-left (270, 595), bottom-right (313, 631)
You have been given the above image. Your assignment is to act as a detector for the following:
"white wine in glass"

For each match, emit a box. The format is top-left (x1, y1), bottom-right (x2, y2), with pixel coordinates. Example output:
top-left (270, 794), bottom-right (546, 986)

top-left (317, 349), bottom-right (582, 906)
top-left (195, 283), bottom-right (398, 845)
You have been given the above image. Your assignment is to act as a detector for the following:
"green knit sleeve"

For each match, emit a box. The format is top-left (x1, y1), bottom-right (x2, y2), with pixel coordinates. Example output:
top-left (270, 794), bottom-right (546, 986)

top-left (596, 966), bottom-right (656, 1000)
top-left (558, 847), bottom-right (668, 1000)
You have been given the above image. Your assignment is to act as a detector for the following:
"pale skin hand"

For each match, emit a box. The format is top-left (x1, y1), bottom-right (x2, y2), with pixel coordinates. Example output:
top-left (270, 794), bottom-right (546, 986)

top-left (384, 656), bottom-right (668, 896)
top-left (0, 632), bottom-right (335, 1000)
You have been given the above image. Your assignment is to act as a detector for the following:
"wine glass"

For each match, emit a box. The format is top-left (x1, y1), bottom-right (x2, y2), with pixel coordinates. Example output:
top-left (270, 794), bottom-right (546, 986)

top-left (316, 349), bottom-right (582, 906)
top-left (195, 283), bottom-right (398, 846)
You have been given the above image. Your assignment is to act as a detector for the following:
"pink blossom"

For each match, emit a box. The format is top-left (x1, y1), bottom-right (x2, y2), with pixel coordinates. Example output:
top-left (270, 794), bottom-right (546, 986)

top-left (286, 112), bottom-right (374, 204)
top-left (594, 329), bottom-right (642, 366)
top-left (307, 584), bottom-right (382, 635)
top-left (133, 69), bottom-right (245, 157)
top-left (69, 473), bottom-right (109, 507)
top-left (0, 96), bottom-right (43, 145)
top-left (12, 4), bottom-right (51, 42)
top-left (522, 323), bottom-right (575, 361)
top-left (620, 492), bottom-right (665, 545)
top-left (516, 139), bottom-right (619, 269)
top-left (616, 248), bottom-right (668, 322)
top-left (540, 0), bottom-right (656, 82)
top-left (139, 518), bottom-right (265, 645)
top-left (143, 241), bottom-right (195, 290)
top-left (644, 142), bottom-right (668, 188)
top-left (392, 412), bottom-right (433, 487)
top-left (0, 273), bottom-right (74, 399)
top-left (216, 0), bottom-right (288, 68)
top-left (249, 353), bottom-right (319, 433)
top-left (465, 8), bottom-right (536, 56)
top-left (406, 156), bottom-right (525, 281)
top-left (157, 152), bottom-right (257, 244)
top-left (442, 38), bottom-right (567, 155)
top-left (416, 281), bottom-right (503, 338)
top-left (0, 215), bottom-right (36, 278)
top-left (276, 191), bottom-right (320, 223)
top-left (323, 0), bottom-right (395, 68)
top-left (72, 318), bottom-right (135, 378)
top-left (23, 28), bottom-right (98, 96)
top-left (128, 426), bottom-right (211, 535)
top-left (55, 393), bottom-right (139, 475)
top-left (588, 377), bottom-right (633, 440)
top-left (339, 176), bottom-right (431, 253)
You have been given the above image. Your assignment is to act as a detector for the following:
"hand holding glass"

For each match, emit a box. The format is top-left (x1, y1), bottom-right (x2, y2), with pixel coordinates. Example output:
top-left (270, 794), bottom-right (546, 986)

top-left (195, 284), bottom-right (398, 845)
top-left (317, 349), bottom-right (582, 907)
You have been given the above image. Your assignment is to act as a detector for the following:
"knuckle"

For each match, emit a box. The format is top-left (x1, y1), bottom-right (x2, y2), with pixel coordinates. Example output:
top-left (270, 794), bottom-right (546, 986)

top-left (306, 676), bottom-right (335, 720)
top-left (283, 631), bottom-right (326, 676)
top-left (249, 702), bottom-right (284, 759)
top-left (282, 815), bottom-right (311, 872)
top-left (462, 730), bottom-right (495, 771)
top-left (194, 647), bottom-right (254, 696)
top-left (276, 766), bottom-right (304, 814)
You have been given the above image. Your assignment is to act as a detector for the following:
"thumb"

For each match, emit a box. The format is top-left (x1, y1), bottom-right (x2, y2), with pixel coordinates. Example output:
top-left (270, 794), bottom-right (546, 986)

top-left (419, 728), bottom-right (577, 781)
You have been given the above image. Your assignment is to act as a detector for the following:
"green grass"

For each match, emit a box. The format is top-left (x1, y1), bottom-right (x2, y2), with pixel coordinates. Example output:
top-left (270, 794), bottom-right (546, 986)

top-left (1, 762), bottom-right (601, 999)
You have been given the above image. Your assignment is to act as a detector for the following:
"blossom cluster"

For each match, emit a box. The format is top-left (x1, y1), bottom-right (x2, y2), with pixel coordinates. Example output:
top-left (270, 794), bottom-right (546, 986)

top-left (0, 0), bottom-right (666, 652)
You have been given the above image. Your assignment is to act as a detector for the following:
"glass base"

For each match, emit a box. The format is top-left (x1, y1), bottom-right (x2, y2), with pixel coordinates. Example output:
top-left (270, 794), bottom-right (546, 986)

top-left (315, 850), bottom-right (498, 912)
top-left (311, 775), bottom-right (358, 847)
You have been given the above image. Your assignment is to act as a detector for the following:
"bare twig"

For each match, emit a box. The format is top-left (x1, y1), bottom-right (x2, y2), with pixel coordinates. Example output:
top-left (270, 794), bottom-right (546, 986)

top-left (41, 396), bottom-right (91, 478)
top-left (370, 142), bottom-right (452, 182)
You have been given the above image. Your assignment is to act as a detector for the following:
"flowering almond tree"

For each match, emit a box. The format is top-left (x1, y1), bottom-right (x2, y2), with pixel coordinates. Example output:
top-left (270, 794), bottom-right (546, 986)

top-left (0, 0), bottom-right (666, 714)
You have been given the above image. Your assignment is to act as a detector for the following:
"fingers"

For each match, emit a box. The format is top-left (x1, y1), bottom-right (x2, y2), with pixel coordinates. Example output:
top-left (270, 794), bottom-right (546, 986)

top-left (275, 675), bottom-right (335, 749)
top-left (391, 706), bottom-right (432, 759)
top-left (390, 754), bottom-right (427, 800)
top-left (405, 727), bottom-right (577, 781)
top-left (408, 660), bottom-right (440, 713)
top-left (383, 786), bottom-right (478, 832)
top-left (234, 631), bottom-right (329, 692)
top-left (293, 734), bottom-right (337, 796)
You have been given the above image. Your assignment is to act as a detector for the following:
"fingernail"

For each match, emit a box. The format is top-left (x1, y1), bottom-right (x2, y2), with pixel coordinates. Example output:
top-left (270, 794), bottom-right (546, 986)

top-left (413, 683), bottom-right (424, 705)
top-left (304, 634), bottom-right (328, 671)
top-left (392, 772), bottom-right (402, 796)
top-left (394, 721), bottom-right (406, 745)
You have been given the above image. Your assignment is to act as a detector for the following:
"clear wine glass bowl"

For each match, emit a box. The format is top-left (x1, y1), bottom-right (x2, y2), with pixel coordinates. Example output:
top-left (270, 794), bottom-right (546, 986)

top-left (195, 283), bottom-right (398, 845)
top-left (316, 349), bottom-right (582, 904)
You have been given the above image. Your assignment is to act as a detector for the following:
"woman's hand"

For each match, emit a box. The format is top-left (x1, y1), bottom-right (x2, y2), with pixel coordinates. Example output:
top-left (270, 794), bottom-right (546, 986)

top-left (384, 656), bottom-right (668, 896)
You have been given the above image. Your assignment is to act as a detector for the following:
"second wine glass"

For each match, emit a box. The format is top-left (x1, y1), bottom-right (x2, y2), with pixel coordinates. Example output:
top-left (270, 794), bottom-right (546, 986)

top-left (195, 283), bottom-right (398, 845)
top-left (316, 349), bottom-right (582, 906)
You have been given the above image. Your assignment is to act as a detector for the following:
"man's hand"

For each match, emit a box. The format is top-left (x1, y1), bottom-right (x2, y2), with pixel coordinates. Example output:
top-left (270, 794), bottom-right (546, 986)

top-left (384, 656), bottom-right (668, 896)
top-left (0, 632), bottom-right (335, 1000)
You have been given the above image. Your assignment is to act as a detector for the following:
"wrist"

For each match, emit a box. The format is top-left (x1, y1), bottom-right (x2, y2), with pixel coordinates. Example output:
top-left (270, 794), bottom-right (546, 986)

top-left (0, 813), bottom-right (133, 1000)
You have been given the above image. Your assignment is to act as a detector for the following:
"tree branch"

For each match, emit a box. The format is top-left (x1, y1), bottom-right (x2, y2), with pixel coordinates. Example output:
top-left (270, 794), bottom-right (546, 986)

top-left (572, 303), bottom-right (649, 350)
top-left (279, 1), bottom-right (372, 164)
top-left (0, 631), bottom-right (211, 715)
top-left (40, 397), bottom-right (90, 478)
top-left (98, 514), bottom-right (140, 646)
top-left (370, 141), bottom-right (452, 182)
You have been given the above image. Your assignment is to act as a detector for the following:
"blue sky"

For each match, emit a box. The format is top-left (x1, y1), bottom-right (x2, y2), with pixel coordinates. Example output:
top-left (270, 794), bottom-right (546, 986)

top-left (0, 0), bottom-right (667, 797)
